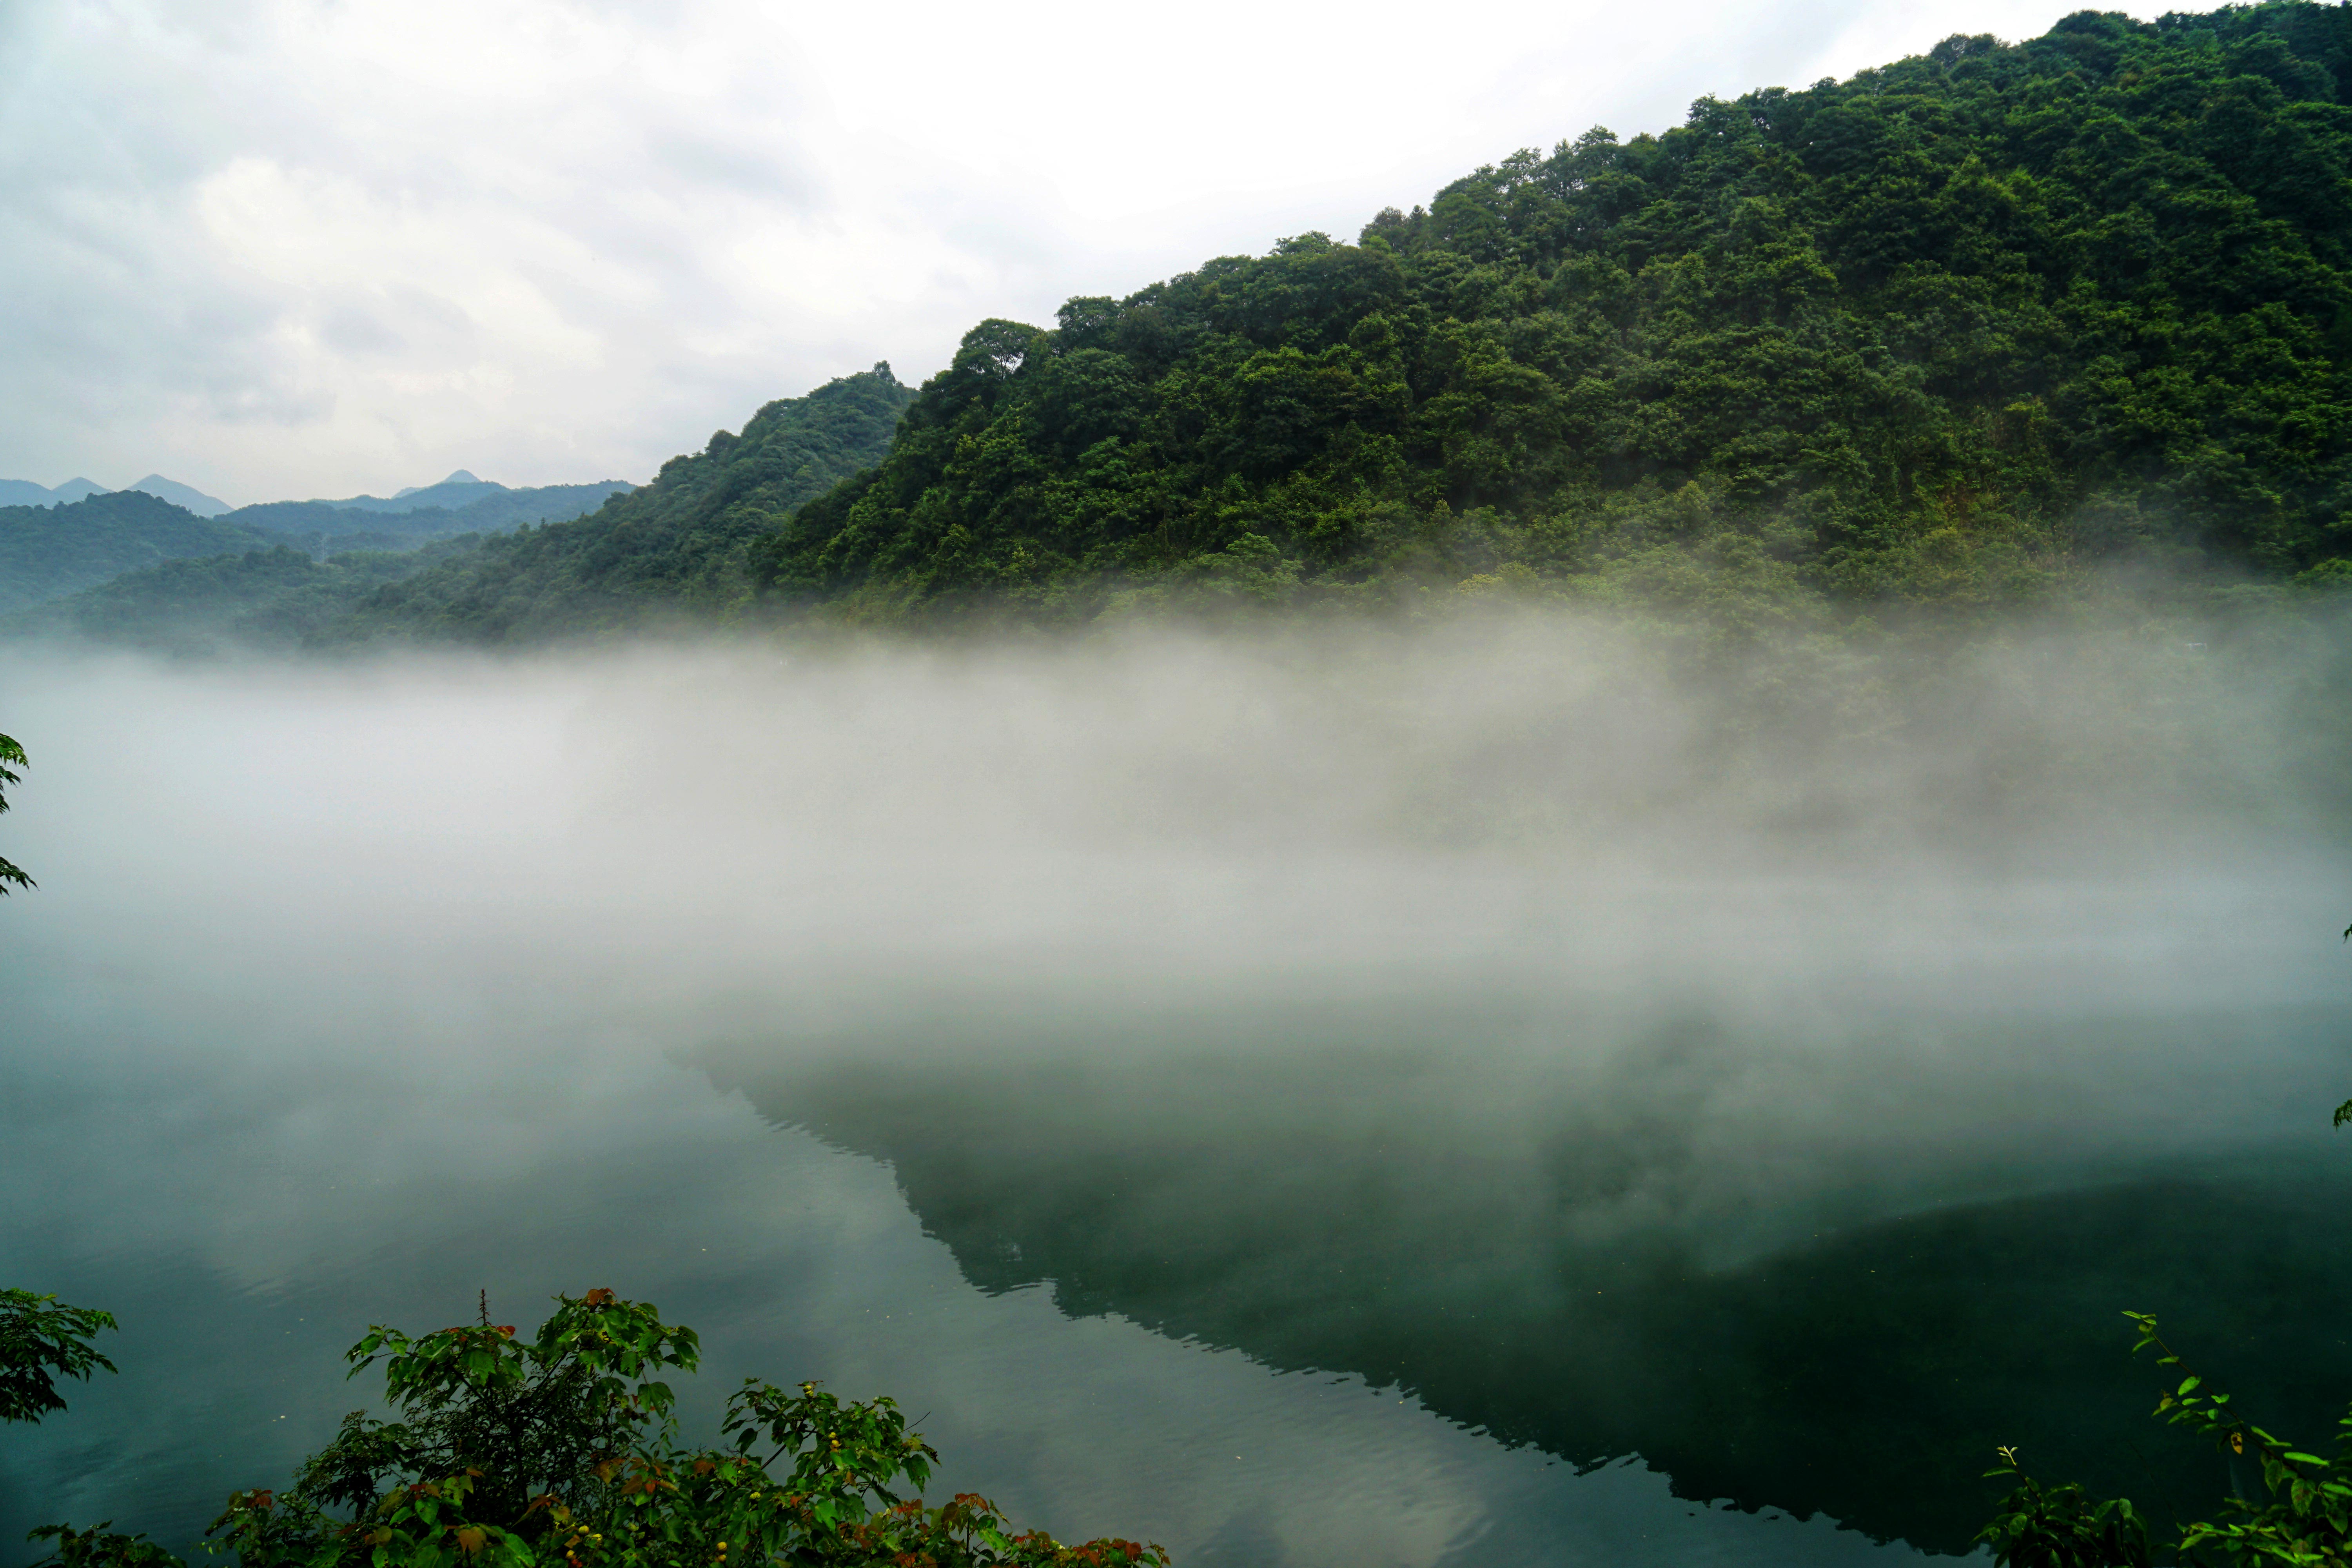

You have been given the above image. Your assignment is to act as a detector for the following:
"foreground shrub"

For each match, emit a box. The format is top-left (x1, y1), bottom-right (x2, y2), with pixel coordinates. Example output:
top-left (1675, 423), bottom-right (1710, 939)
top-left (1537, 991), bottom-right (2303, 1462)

top-left (23, 1289), bottom-right (1167, 1568)
top-left (1980, 1311), bottom-right (2352, 1566)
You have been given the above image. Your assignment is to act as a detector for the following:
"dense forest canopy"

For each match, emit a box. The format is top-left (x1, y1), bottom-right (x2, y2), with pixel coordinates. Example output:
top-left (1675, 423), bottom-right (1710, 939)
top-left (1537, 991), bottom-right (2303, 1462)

top-left (0, 492), bottom-right (283, 614)
top-left (0, 482), bottom-right (631, 628)
top-left (2, 539), bottom-right (481, 656)
top-left (742, 3), bottom-right (2352, 626)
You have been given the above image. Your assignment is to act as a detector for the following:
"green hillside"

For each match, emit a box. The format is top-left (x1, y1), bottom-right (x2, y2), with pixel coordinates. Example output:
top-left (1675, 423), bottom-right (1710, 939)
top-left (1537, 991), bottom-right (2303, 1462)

top-left (0, 491), bottom-right (279, 613)
top-left (328, 366), bottom-right (913, 643)
top-left (746, 4), bottom-right (2352, 627)
top-left (3, 539), bottom-right (477, 655)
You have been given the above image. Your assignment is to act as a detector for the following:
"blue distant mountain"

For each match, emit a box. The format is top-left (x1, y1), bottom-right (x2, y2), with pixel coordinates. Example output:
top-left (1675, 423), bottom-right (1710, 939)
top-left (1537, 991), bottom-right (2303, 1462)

top-left (0, 472), bottom-right (635, 617)
top-left (0, 468), bottom-right (626, 527)
top-left (124, 475), bottom-right (232, 516)
top-left (237, 479), bottom-right (635, 539)
top-left (0, 475), bottom-right (230, 513)
top-left (394, 469), bottom-right (480, 499)
top-left (0, 477), bottom-right (108, 508)
top-left (321, 471), bottom-right (506, 514)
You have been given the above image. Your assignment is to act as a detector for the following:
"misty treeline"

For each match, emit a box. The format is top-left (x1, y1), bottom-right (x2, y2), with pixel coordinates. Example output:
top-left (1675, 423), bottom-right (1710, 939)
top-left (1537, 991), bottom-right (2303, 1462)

top-left (0, 1287), bottom-right (1166, 1568)
top-left (0, 495), bottom-right (290, 619)
top-left (16, 4), bottom-right (2352, 651)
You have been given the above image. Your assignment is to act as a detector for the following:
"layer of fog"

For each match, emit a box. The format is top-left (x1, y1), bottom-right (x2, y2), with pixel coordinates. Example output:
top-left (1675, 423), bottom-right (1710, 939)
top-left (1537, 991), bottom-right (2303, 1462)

top-left (5, 610), bottom-right (2347, 1561)
top-left (6, 612), bottom-right (2348, 1261)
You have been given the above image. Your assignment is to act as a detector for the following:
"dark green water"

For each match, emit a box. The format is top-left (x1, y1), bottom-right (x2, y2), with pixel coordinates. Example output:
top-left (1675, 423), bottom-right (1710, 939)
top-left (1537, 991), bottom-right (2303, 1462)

top-left (704, 1024), bottom-right (2352, 1557)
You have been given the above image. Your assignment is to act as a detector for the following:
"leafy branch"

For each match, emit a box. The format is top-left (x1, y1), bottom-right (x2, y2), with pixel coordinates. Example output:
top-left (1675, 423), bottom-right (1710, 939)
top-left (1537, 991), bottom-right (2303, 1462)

top-left (0, 731), bottom-right (33, 893)
top-left (1980, 1318), bottom-right (2352, 1567)
top-left (0, 1289), bottom-right (117, 1424)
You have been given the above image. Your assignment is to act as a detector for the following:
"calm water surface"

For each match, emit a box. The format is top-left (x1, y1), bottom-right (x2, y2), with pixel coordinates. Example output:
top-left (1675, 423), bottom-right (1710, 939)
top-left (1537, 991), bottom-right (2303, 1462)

top-left (4, 641), bottom-right (2350, 1564)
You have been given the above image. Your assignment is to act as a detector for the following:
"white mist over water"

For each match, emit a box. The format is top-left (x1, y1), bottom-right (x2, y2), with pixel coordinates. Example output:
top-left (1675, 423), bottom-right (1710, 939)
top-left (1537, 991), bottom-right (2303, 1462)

top-left (1, 615), bottom-right (2347, 1563)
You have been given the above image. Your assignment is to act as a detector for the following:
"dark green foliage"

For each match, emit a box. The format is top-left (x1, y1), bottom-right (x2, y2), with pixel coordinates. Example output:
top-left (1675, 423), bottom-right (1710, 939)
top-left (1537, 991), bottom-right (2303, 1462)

top-left (743, 3), bottom-right (2352, 625)
top-left (38, 5), bottom-right (2352, 645)
top-left (0, 731), bottom-right (29, 893)
top-left (3, 539), bottom-right (479, 655)
top-left (332, 367), bottom-right (913, 644)
top-left (0, 1289), bottom-right (116, 1422)
top-left (24, 1523), bottom-right (185, 1568)
top-left (313, 1287), bottom-right (702, 1529)
top-left (1978, 1448), bottom-right (2152, 1567)
top-left (1982, 1314), bottom-right (2352, 1566)
top-left (0, 493), bottom-right (283, 614)
top-left (27, 1291), bottom-right (1165, 1568)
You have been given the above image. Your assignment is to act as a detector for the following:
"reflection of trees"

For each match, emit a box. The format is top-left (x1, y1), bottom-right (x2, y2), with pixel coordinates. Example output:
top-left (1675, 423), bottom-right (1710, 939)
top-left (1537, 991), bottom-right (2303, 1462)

top-left (705, 1045), bottom-right (2352, 1557)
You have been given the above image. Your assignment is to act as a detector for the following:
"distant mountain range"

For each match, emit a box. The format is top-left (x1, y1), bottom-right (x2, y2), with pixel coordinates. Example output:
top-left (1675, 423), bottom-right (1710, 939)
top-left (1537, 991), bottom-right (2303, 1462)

top-left (0, 477), bottom-right (113, 510)
top-left (124, 475), bottom-right (233, 515)
top-left (341, 470), bottom-right (505, 512)
top-left (397, 469), bottom-right (482, 499)
top-left (0, 368), bottom-right (908, 645)
top-left (0, 468), bottom-right (630, 529)
top-left (225, 481), bottom-right (636, 542)
top-left (0, 471), bottom-right (638, 617)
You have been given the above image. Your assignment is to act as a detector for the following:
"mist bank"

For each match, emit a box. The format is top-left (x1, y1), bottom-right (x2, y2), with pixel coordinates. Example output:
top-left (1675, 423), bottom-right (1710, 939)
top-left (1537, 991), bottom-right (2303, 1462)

top-left (4, 612), bottom-right (2348, 1555)
top-left (4, 608), bottom-right (2344, 1123)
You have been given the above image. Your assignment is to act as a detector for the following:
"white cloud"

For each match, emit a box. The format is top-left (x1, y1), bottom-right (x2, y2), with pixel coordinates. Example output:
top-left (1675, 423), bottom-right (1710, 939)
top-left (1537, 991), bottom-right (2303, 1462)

top-left (0, 0), bottom-right (2147, 505)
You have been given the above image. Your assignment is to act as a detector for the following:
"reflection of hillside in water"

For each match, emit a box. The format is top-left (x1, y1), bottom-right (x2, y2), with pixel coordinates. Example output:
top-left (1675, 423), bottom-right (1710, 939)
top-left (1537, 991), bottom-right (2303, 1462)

top-left (702, 1026), bottom-right (2352, 1557)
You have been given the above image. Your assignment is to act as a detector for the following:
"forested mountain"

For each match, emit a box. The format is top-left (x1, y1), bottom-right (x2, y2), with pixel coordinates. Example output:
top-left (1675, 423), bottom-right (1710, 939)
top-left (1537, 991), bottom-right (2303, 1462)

top-left (0, 476), bottom-right (633, 626)
top-left (746, 4), bottom-right (2352, 626)
top-left (4, 541), bottom-right (478, 655)
top-left (222, 481), bottom-right (633, 543)
top-left (327, 366), bottom-right (913, 642)
top-left (0, 477), bottom-right (106, 509)
top-left (327, 471), bottom-right (504, 512)
top-left (0, 492), bottom-right (282, 613)
top-left (123, 476), bottom-right (230, 516)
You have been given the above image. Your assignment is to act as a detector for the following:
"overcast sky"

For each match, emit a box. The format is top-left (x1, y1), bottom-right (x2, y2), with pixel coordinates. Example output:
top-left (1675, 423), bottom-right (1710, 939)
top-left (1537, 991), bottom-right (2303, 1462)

top-left (1, 0), bottom-right (2149, 505)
